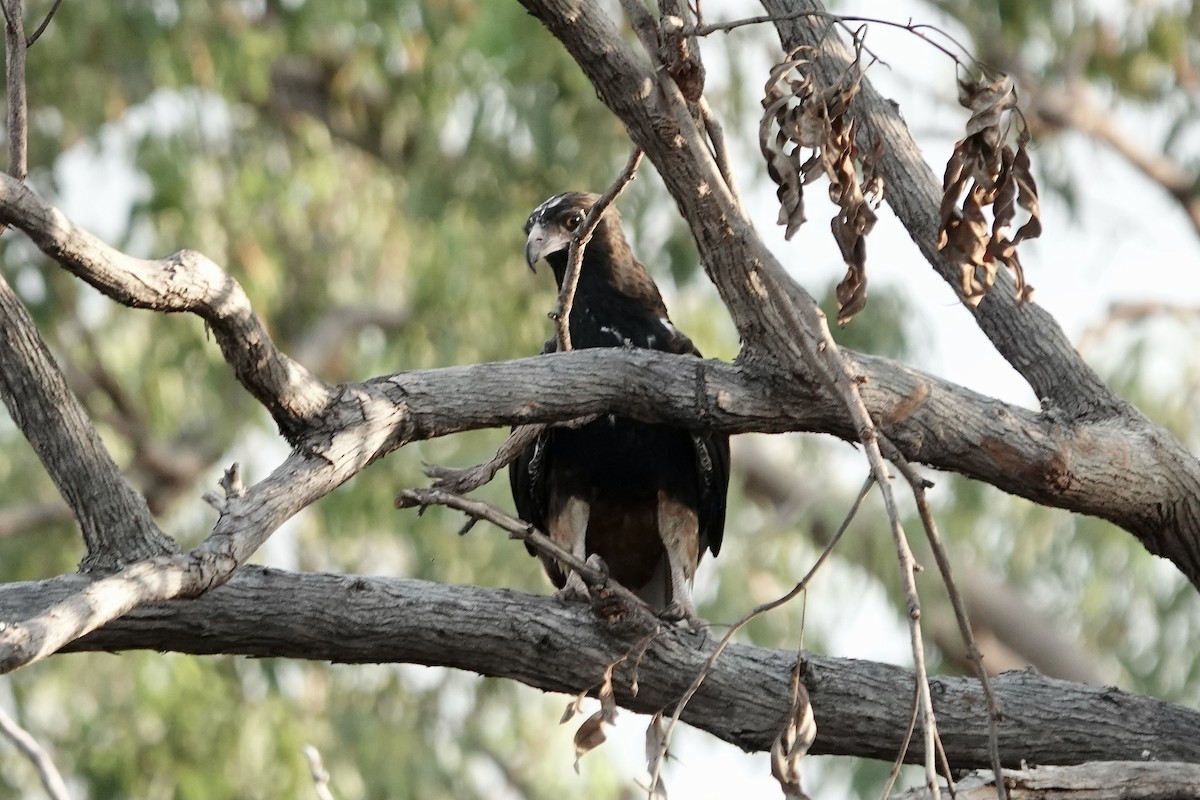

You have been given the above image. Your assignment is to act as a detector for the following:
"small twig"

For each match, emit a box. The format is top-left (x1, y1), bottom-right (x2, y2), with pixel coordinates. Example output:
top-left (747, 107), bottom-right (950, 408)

top-left (880, 685), bottom-right (922, 800)
top-left (0, 692), bottom-right (71, 800)
top-left (395, 487), bottom-right (651, 617)
top-left (763, 262), bottom-right (946, 797)
top-left (3, 0), bottom-right (27, 183)
top-left (934, 729), bottom-right (957, 799)
top-left (647, 473), bottom-right (875, 796)
top-left (424, 423), bottom-right (547, 494)
top-left (24, 0), bottom-right (61, 47)
top-left (552, 147), bottom-right (643, 352)
top-left (880, 472), bottom-right (941, 798)
top-left (302, 744), bottom-right (336, 800)
top-left (893, 458), bottom-right (1006, 800)
top-left (689, 10), bottom-right (975, 68)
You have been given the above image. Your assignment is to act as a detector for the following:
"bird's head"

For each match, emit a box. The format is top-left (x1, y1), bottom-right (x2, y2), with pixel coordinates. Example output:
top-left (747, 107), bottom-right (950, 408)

top-left (523, 191), bottom-right (603, 272)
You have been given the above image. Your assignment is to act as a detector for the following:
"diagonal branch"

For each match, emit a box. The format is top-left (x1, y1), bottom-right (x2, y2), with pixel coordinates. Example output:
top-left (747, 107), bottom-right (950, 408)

top-left (3, 0), bottom-right (26, 184)
top-left (552, 147), bottom-right (643, 352)
top-left (0, 691), bottom-right (69, 800)
top-left (0, 270), bottom-right (176, 566)
top-left (396, 487), bottom-right (656, 625)
top-left (0, 173), bottom-right (333, 442)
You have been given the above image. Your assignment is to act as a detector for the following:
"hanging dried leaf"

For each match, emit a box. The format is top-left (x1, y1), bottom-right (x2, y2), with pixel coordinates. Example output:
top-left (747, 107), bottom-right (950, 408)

top-left (938, 75), bottom-right (1041, 306)
top-left (759, 43), bottom-right (884, 324)
top-left (573, 711), bottom-right (608, 773)
top-left (560, 689), bottom-right (588, 724)
top-left (570, 664), bottom-right (619, 772)
top-left (597, 663), bottom-right (618, 725)
top-left (770, 662), bottom-right (817, 800)
top-left (644, 712), bottom-right (670, 799)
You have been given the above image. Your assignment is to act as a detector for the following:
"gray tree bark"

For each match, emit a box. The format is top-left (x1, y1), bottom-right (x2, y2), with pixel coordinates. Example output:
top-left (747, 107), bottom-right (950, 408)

top-left (2, 567), bottom-right (1196, 769)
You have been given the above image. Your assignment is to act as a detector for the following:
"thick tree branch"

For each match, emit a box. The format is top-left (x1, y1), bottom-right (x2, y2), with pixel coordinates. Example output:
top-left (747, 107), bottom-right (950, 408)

top-left (0, 270), bottom-right (175, 566)
top-left (896, 763), bottom-right (1200, 800)
top-left (1, 568), bottom-right (1194, 769)
top-left (0, 173), bottom-right (333, 441)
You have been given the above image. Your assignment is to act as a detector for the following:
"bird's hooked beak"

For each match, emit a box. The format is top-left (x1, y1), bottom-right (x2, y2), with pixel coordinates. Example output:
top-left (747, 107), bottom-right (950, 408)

top-left (524, 221), bottom-right (572, 273)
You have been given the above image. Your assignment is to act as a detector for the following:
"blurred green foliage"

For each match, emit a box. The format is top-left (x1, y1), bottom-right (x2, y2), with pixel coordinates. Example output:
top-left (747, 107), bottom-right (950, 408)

top-left (1, 2), bottom-right (1198, 799)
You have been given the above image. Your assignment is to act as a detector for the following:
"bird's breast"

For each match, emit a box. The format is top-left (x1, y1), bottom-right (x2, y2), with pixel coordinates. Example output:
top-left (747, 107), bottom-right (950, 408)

top-left (569, 302), bottom-right (671, 350)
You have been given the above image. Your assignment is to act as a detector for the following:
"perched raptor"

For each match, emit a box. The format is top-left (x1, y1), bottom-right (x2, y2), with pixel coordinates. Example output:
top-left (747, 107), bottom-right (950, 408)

top-left (510, 191), bottom-right (730, 620)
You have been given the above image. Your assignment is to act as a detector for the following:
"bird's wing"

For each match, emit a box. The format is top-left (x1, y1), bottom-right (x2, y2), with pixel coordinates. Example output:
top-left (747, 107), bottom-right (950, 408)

top-left (510, 427), bottom-right (551, 558)
top-left (510, 336), bottom-right (557, 558)
top-left (692, 429), bottom-right (730, 557)
top-left (660, 320), bottom-right (730, 558)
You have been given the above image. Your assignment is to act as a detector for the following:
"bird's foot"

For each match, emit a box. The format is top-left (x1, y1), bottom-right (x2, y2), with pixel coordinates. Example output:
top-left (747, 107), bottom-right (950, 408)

top-left (578, 556), bottom-right (631, 623)
top-left (659, 600), bottom-right (708, 636)
top-left (554, 570), bottom-right (591, 603)
top-left (554, 556), bottom-right (609, 603)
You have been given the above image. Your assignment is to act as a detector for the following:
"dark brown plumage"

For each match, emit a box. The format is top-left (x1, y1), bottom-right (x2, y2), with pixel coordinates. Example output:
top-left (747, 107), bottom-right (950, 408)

top-left (510, 192), bottom-right (729, 620)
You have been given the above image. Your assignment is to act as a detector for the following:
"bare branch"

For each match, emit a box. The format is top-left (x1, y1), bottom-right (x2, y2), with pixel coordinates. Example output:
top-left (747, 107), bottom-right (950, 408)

top-left (396, 487), bottom-right (657, 626)
top-left (1021, 77), bottom-right (1200, 239)
top-left (552, 147), bottom-right (643, 352)
top-left (424, 423), bottom-right (548, 494)
top-left (894, 458), bottom-right (1008, 800)
top-left (3, 0), bottom-right (26, 182)
top-left (648, 473), bottom-right (872, 795)
top-left (0, 270), bottom-right (175, 566)
top-left (0, 692), bottom-right (70, 800)
top-left (0, 172), bottom-right (333, 441)
top-left (690, 10), bottom-right (975, 67)
top-left (894, 762), bottom-right (1200, 800)
top-left (303, 744), bottom-right (336, 800)
top-left (24, 0), bottom-right (62, 47)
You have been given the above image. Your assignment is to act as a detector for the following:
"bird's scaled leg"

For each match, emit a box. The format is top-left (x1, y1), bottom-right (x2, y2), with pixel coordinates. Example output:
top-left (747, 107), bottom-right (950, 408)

top-left (552, 496), bottom-right (591, 602)
top-left (657, 494), bottom-right (705, 630)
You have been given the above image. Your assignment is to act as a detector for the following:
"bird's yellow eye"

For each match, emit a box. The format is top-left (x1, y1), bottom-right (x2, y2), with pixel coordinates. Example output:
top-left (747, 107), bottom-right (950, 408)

top-left (564, 211), bottom-right (583, 232)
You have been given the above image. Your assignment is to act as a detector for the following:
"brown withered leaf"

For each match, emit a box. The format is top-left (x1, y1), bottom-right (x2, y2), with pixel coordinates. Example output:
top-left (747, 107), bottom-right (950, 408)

top-left (560, 689), bottom-right (588, 724)
top-left (770, 662), bottom-right (817, 800)
top-left (759, 44), bottom-right (882, 324)
top-left (597, 663), bottom-right (618, 724)
top-left (644, 712), bottom-right (670, 799)
top-left (1011, 138), bottom-right (1042, 245)
top-left (938, 73), bottom-right (1041, 306)
top-left (960, 74), bottom-right (1017, 142)
top-left (572, 664), bottom-right (620, 773)
top-left (573, 711), bottom-right (608, 773)
top-left (835, 263), bottom-right (868, 326)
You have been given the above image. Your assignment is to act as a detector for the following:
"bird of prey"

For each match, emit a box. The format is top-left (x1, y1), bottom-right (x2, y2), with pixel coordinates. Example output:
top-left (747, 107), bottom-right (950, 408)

top-left (510, 191), bottom-right (729, 621)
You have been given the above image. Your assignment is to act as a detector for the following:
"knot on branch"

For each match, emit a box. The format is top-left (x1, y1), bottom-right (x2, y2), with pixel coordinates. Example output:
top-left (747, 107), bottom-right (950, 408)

top-left (203, 464), bottom-right (245, 510)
